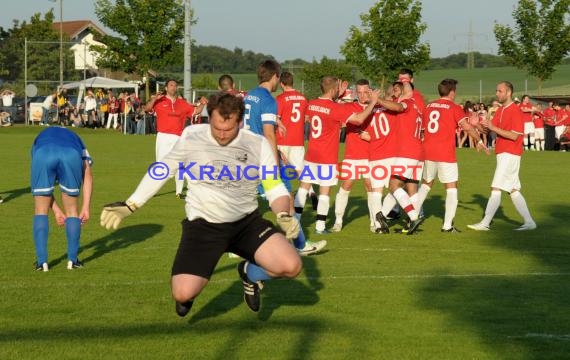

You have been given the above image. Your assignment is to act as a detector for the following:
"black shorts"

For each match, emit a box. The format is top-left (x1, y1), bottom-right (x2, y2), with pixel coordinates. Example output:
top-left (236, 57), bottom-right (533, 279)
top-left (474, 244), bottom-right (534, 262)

top-left (171, 210), bottom-right (279, 279)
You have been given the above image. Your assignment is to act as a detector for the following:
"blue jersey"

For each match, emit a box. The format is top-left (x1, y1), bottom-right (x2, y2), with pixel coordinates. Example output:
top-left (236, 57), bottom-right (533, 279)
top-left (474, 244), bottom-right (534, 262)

top-left (243, 86), bottom-right (277, 135)
top-left (31, 127), bottom-right (92, 196)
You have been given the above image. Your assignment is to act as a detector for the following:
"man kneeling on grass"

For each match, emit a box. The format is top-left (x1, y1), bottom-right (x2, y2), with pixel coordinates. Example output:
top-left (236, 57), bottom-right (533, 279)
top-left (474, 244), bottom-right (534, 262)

top-left (100, 93), bottom-right (302, 316)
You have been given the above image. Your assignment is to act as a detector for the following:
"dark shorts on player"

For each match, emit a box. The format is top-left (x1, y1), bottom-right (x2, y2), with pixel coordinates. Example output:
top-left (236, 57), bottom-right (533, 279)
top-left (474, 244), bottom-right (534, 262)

top-left (171, 210), bottom-right (280, 279)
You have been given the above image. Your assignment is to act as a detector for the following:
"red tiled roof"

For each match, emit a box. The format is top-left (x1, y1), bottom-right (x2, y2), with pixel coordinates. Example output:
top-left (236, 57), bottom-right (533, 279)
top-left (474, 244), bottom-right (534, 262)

top-left (52, 20), bottom-right (106, 39)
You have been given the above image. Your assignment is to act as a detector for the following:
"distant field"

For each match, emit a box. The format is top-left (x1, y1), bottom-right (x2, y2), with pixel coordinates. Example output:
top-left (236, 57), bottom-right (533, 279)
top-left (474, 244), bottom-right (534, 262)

top-left (1, 126), bottom-right (570, 359)
top-left (193, 64), bottom-right (570, 104)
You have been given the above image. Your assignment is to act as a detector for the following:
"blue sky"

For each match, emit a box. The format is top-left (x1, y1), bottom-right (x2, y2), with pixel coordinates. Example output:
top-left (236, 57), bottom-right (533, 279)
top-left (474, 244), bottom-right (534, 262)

top-left (1, 0), bottom-right (518, 61)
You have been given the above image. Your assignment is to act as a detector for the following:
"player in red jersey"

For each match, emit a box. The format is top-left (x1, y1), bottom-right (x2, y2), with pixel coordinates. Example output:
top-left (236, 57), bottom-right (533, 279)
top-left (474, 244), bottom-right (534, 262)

top-left (144, 79), bottom-right (207, 199)
top-left (218, 74), bottom-right (246, 98)
top-left (332, 79), bottom-right (376, 233)
top-left (414, 79), bottom-right (488, 232)
top-left (468, 81), bottom-right (536, 231)
top-left (293, 76), bottom-right (380, 234)
top-left (519, 95), bottom-right (536, 150)
top-left (532, 103), bottom-right (544, 151)
top-left (372, 81), bottom-right (425, 235)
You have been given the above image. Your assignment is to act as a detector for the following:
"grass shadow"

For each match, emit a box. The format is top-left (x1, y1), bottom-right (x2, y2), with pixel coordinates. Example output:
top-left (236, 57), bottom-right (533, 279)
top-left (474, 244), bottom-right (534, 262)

top-left (415, 203), bottom-right (570, 358)
top-left (49, 224), bottom-right (163, 268)
top-left (1, 186), bottom-right (30, 203)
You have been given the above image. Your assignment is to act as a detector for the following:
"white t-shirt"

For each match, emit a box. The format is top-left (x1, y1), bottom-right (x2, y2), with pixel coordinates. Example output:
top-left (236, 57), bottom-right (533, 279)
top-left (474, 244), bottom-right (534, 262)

top-left (84, 96), bottom-right (97, 112)
top-left (2, 93), bottom-right (14, 107)
top-left (42, 95), bottom-right (54, 110)
top-left (128, 124), bottom-right (288, 223)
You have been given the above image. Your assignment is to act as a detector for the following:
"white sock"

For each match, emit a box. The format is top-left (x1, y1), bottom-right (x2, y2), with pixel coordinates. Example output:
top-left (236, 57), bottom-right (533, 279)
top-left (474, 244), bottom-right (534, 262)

top-left (369, 192), bottom-right (382, 228)
top-left (334, 188), bottom-right (350, 224)
top-left (410, 193), bottom-right (420, 216)
top-left (381, 192), bottom-right (397, 216)
top-left (392, 188), bottom-right (418, 221)
top-left (417, 184), bottom-right (431, 210)
top-left (482, 190), bottom-right (501, 227)
top-left (175, 178), bottom-right (184, 195)
top-left (529, 136), bottom-right (535, 149)
top-left (443, 188), bottom-right (458, 229)
top-left (367, 192), bottom-right (376, 227)
top-left (294, 188), bottom-right (308, 216)
top-left (315, 195), bottom-right (330, 231)
top-left (510, 191), bottom-right (534, 224)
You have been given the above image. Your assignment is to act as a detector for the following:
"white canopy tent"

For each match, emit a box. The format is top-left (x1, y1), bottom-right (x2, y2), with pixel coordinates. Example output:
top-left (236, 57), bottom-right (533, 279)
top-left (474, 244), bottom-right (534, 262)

top-left (60, 76), bottom-right (139, 134)
top-left (61, 76), bottom-right (139, 105)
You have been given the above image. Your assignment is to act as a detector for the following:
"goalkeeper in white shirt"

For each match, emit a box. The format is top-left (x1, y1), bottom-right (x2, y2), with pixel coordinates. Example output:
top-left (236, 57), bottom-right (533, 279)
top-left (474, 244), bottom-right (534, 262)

top-left (100, 93), bottom-right (302, 316)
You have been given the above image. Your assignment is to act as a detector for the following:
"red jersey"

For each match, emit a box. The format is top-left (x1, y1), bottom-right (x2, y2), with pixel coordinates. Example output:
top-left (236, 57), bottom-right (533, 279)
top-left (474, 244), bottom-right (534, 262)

top-left (423, 98), bottom-right (467, 162)
top-left (395, 98), bottom-right (423, 160)
top-left (412, 89), bottom-right (426, 116)
top-left (153, 96), bottom-right (195, 135)
top-left (368, 107), bottom-right (399, 161)
top-left (533, 111), bottom-right (544, 128)
top-left (344, 102), bottom-right (372, 160)
top-left (519, 102), bottom-right (533, 123)
top-left (276, 89), bottom-right (307, 146)
top-left (305, 98), bottom-right (355, 164)
top-left (543, 107), bottom-right (556, 126)
top-left (492, 102), bottom-right (524, 156)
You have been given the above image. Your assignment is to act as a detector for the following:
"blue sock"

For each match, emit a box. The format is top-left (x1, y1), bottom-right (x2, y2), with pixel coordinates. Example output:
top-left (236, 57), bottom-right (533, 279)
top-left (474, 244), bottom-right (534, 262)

top-left (294, 227), bottom-right (306, 249)
top-left (33, 215), bottom-right (49, 264)
top-left (65, 217), bottom-right (81, 262)
top-left (246, 262), bottom-right (272, 282)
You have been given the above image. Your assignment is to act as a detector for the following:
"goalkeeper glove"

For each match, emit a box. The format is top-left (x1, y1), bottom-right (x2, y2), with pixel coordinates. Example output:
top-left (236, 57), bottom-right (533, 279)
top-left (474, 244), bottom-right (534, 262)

top-left (276, 212), bottom-right (300, 240)
top-left (100, 200), bottom-right (138, 230)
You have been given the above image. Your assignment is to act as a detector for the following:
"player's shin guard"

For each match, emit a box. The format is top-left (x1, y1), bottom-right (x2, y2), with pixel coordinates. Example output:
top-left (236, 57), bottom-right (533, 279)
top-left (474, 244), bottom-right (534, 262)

top-left (315, 195), bottom-right (330, 232)
top-left (246, 262), bottom-right (272, 282)
top-left (33, 215), bottom-right (49, 264)
top-left (369, 192), bottom-right (383, 228)
top-left (443, 188), bottom-right (458, 229)
top-left (381, 193), bottom-right (397, 218)
top-left (482, 190), bottom-right (501, 227)
top-left (293, 227), bottom-right (307, 250)
top-left (65, 217), bottom-right (81, 262)
top-left (417, 184), bottom-right (431, 210)
top-left (392, 188), bottom-right (418, 221)
top-left (334, 188), bottom-right (350, 222)
top-left (510, 191), bottom-right (534, 224)
top-left (294, 187), bottom-right (308, 216)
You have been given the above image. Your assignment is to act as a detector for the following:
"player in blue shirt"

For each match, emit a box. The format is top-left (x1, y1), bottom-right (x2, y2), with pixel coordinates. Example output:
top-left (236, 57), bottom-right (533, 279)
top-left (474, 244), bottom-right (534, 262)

top-left (243, 60), bottom-right (326, 256)
top-left (31, 127), bottom-right (93, 271)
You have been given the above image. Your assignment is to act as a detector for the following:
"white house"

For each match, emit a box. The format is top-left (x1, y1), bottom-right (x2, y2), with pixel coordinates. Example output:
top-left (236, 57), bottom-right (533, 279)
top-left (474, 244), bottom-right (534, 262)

top-left (52, 20), bottom-right (107, 71)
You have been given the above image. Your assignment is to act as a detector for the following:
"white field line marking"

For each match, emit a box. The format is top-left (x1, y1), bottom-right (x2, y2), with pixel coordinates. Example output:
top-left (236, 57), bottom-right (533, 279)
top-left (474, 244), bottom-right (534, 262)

top-left (3, 272), bottom-right (570, 290)
top-left (508, 333), bottom-right (570, 341)
top-left (334, 247), bottom-right (570, 256)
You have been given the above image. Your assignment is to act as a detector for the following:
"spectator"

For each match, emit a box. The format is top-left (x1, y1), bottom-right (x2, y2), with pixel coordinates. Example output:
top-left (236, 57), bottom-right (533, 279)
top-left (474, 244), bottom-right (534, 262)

top-left (40, 90), bottom-right (57, 126)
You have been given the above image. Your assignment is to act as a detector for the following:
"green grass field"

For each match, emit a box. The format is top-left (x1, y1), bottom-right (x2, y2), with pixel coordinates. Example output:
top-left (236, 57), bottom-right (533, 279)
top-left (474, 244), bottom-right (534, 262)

top-left (1, 126), bottom-right (569, 359)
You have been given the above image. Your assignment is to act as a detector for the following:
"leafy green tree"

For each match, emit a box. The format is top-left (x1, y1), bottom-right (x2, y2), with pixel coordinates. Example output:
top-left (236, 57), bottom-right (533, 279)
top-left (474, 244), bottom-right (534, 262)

top-left (301, 57), bottom-right (354, 100)
top-left (0, 11), bottom-right (76, 93)
top-left (494, 0), bottom-right (570, 94)
top-left (341, 0), bottom-right (430, 88)
top-left (93, 0), bottom-right (191, 99)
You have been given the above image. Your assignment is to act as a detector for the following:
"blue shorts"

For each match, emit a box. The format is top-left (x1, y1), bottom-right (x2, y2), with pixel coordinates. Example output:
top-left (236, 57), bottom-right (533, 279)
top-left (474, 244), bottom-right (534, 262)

top-left (31, 144), bottom-right (83, 196)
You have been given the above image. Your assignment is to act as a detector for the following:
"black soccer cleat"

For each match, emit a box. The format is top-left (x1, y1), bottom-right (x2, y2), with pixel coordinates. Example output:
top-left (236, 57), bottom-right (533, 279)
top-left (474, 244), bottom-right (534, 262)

top-left (237, 261), bottom-right (263, 312)
top-left (406, 217), bottom-right (425, 235)
top-left (441, 226), bottom-right (461, 233)
top-left (386, 209), bottom-right (401, 221)
top-left (375, 211), bottom-right (390, 234)
top-left (175, 300), bottom-right (194, 317)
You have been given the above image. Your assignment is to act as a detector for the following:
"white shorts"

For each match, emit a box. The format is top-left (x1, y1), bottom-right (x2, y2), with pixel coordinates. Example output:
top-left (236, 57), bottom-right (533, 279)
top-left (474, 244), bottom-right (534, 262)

top-left (369, 158), bottom-right (395, 189)
top-left (300, 161), bottom-right (338, 187)
top-left (391, 157), bottom-right (423, 181)
top-left (534, 128), bottom-right (544, 140)
top-left (555, 126), bottom-right (565, 139)
top-left (422, 160), bottom-right (459, 184)
top-left (491, 153), bottom-right (521, 192)
top-left (277, 145), bottom-right (305, 170)
top-left (337, 158), bottom-right (370, 180)
top-left (156, 132), bottom-right (181, 160)
top-left (524, 122), bottom-right (535, 135)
